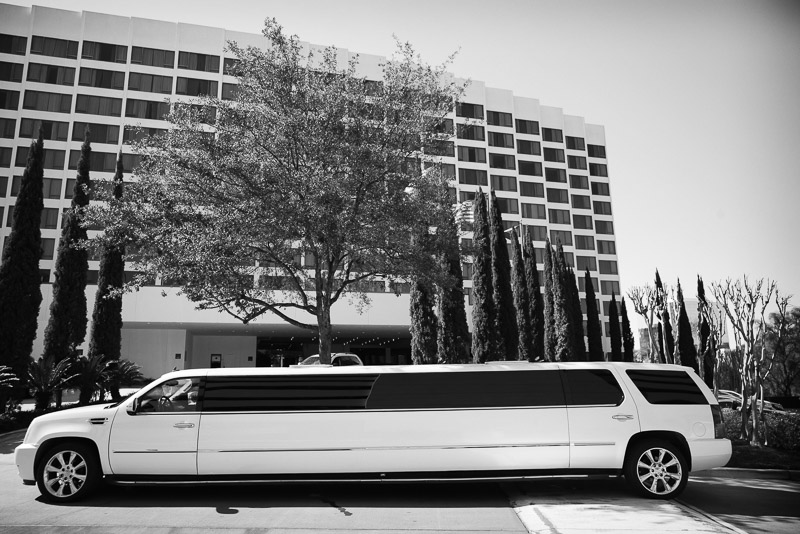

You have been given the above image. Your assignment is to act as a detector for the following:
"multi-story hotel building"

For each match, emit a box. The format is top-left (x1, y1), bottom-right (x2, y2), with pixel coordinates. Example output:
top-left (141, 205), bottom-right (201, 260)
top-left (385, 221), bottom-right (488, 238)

top-left (0, 3), bottom-right (621, 378)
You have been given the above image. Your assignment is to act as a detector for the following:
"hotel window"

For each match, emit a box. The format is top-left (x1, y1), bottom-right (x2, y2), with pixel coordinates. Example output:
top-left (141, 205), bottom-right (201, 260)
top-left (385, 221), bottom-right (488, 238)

top-left (588, 144), bottom-right (606, 158)
top-left (597, 240), bottom-right (616, 255)
top-left (487, 111), bottom-right (512, 128)
top-left (496, 197), bottom-right (519, 214)
top-left (75, 94), bottom-right (123, 117)
top-left (545, 167), bottom-right (566, 183)
top-left (546, 188), bottom-right (568, 204)
top-left (40, 207), bottom-right (59, 229)
top-left (576, 256), bottom-right (597, 272)
top-left (424, 140), bottom-right (454, 157)
top-left (548, 209), bottom-right (571, 225)
top-left (575, 235), bottom-right (595, 250)
top-left (78, 67), bottom-right (125, 90)
top-left (456, 102), bottom-right (484, 119)
top-left (176, 77), bottom-right (219, 97)
top-left (23, 90), bottom-right (71, 113)
top-left (550, 229), bottom-right (573, 246)
top-left (68, 150), bottom-right (117, 172)
top-left (519, 181), bottom-right (543, 198)
top-left (516, 139), bottom-right (540, 155)
top-left (566, 136), bottom-right (585, 150)
top-left (0, 89), bottom-right (20, 110)
top-left (491, 175), bottom-right (516, 192)
top-left (123, 126), bottom-right (166, 144)
top-left (568, 155), bottom-right (587, 170)
top-left (573, 214), bottom-right (593, 230)
top-left (524, 225), bottom-right (548, 242)
top-left (518, 160), bottom-right (542, 176)
top-left (64, 178), bottom-right (76, 199)
top-left (131, 46), bottom-right (175, 69)
top-left (571, 194), bottom-right (591, 210)
top-left (457, 124), bottom-right (485, 141)
top-left (515, 119), bottom-right (539, 135)
top-left (19, 118), bottom-right (68, 142)
top-left (595, 220), bottom-right (614, 235)
top-left (0, 61), bottom-right (24, 82)
top-left (543, 147), bottom-right (565, 163)
top-left (15, 146), bottom-right (65, 169)
top-left (601, 280), bottom-right (620, 296)
top-left (30, 36), bottom-right (78, 59)
top-left (434, 118), bottom-right (454, 135)
top-left (0, 117), bottom-right (15, 138)
top-left (222, 83), bottom-right (238, 101)
top-left (599, 260), bottom-right (618, 275)
top-left (488, 132), bottom-right (514, 148)
top-left (129, 72), bottom-right (173, 94)
top-left (542, 128), bottom-right (563, 143)
top-left (26, 63), bottom-right (75, 86)
top-left (121, 154), bottom-right (142, 173)
top-left (521, 203), bottom-right (546, 220)
top-left (593, 200), bottom-right (613, 215)
top-left (591, 182), bottom-right (610, 196)
top-left (125, 98), bottom-right (171, 120)
top-left (42, 178), bottom-right (62, 200)
top-left (0, 34), bottom-right (27, 55)
top-left (82, 41), bottom-right (127, 63)
top-left (437, 163), bottom-right (456, 180)
top-left (0, 176), bottom-right (6, 195)
top-left (178, 51), bottom-right (220, 73)
top-left (0, 147), bottom-right (11, 167)
top-left (580, 276), bottom-right (599, 293)
top-left (459, 190), bottom-right (476, 202)
top-left (72, 122), bottom-right (119, 144)
top-left (458, 168), bottom-right (487, 186)
top-left (223, 57), bottom-right (240, 75)
top-left (489, 153), bottom-right (515, 170)
top-left (40, 238), bottom-right (56, 260)
top-left (461, 262), bottom-right (473, 280)
top-left (10, 176), bottom-right (22, 196)
top-left (457, 146), bottom-right (486, 163)
top-left (590, 163), bottom-right (608, 177)
top-left (570, 174), bottom-right (589, 189)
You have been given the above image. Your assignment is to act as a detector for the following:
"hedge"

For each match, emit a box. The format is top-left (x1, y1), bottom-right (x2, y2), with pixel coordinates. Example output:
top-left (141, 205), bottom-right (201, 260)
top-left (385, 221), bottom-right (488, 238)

top-left (722, 408), bottom-right (800, 451)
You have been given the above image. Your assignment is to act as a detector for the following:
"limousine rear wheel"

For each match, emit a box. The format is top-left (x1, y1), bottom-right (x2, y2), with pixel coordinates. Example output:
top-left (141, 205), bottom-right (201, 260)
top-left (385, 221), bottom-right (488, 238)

top-left (36, 442), bottom-right (101, 503)
top-left (624, 440), bottom-right (688, 499)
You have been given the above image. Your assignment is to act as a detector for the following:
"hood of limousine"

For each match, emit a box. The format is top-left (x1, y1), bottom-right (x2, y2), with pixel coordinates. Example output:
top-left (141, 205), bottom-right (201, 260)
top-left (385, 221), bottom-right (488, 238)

top-left (22, 403), bottom-right (118, 445)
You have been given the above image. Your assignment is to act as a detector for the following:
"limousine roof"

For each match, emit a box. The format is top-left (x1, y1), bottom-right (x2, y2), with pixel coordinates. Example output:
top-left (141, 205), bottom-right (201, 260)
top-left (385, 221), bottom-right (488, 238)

top-left (160, 361), bottom-right (696, 380)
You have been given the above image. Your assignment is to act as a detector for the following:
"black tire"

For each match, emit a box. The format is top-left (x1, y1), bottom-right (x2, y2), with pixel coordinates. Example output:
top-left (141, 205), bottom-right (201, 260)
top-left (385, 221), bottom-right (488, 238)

top-left (624, 440), bottom-right (688, 499)
top-left (36, 441), bottom-right (101, 503)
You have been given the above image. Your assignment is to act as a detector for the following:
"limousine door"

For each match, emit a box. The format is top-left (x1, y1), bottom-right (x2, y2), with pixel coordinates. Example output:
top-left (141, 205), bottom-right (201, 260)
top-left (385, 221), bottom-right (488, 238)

top-left (108, 377), bottom-right (201, 475)
top-left (561, 368), bottom-right (640, 469)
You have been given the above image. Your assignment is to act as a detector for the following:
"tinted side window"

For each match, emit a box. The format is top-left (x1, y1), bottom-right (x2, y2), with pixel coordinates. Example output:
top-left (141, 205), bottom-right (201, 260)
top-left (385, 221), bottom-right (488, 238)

top-left (626, 370), bottom-right (708, 405)
top-left (563, 370), bottom-right (623, 406)
top-left (203, 375), bottom-right (378, 411)
top-left (366, 370), bottom-right (565, 409)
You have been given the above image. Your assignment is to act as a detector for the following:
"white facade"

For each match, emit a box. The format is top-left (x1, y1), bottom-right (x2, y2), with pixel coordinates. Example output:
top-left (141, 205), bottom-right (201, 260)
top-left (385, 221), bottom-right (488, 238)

top-left (0, 3), bottom-right (621, 375)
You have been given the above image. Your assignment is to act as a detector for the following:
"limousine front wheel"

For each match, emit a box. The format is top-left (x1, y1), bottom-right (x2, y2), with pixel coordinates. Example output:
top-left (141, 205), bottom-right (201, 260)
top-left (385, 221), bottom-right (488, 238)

top-left (36, 442), bottom-right (101, 503)
top-left (625, 440), bottom-right (688, 499)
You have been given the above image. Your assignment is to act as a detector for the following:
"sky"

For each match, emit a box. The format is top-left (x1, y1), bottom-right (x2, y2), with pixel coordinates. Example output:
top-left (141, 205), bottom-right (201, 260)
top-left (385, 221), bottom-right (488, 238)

top-left (6, 0), bottom-right (800, 315)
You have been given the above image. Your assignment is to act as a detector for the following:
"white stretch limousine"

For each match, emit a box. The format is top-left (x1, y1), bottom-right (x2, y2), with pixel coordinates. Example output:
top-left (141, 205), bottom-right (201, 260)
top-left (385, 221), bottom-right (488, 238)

top-left (15, 362), bottom-right (731, 502)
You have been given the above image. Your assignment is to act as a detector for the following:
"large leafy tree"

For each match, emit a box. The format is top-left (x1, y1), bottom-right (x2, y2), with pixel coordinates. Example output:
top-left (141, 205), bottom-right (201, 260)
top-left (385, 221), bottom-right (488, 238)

top-left (0, 133), bottom-right (44, 404)
top-left (435, 213), bottom-right (470, 364)
top-left (488, 192), bottom-right (516, 360)
top-left (88, 153), bottom-right (126, 400)
top-left (522, 232), bottom-right (543, 361)
top-left (510, 228), bottom-right (532, 361)
top-left (92, 21), bottom-right (463, 363)
top-left (584, 270), bottom-right (604, 361)
top-left (470, 190), bottom-right (497, 363)
top-left (43, 128), bottom-right (91, 365)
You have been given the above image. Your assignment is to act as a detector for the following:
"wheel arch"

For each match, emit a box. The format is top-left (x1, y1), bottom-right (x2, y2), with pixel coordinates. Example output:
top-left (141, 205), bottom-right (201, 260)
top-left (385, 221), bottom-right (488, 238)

top-left (624, 431), bottom-right (692, 471)
top-left (34, 437), bottom-right (104, 477)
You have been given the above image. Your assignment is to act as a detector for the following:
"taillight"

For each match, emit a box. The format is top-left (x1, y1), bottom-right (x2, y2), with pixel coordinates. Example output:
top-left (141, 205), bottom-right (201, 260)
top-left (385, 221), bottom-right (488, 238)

top-left (711, 405), bottom-right (725, 439)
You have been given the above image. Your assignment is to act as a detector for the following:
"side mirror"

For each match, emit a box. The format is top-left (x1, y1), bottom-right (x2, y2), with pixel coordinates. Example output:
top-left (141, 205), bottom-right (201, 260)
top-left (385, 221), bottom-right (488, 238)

top-left (127, 397), bottom-right (140, 415)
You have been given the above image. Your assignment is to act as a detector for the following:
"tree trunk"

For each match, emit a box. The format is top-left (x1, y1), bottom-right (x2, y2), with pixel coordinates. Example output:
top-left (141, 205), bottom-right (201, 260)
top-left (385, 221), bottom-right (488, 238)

top-left (317, 297), bottom-right (333, 365)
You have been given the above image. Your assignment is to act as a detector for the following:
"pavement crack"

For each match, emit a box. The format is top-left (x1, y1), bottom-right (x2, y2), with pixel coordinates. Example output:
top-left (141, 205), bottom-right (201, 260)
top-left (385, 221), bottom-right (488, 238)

top-left (311, 493), bottom-right (353, 517)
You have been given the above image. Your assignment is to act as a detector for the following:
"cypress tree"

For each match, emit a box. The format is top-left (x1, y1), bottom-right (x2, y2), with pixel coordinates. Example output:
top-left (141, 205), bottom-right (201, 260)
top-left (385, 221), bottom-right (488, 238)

top-left (88, 153), bottom-right (126, 400)
top-left (523, 231), bottom-right (544, 361)
top-left (43, 128), bottom-right (91, 366)
top-left (542, 238), bottom-right (556, 361)
top-left (510, 228), bottom-right (533, 361)
top-left (621, 297), bottom-right (635, 362)
top-left (674, 279), bottom-right (699, 373)
top-left (552, 243), bottom-right (576, 361)
top-left (584, 270), bottom-right (604, 361)
top-left (697, 276), bottom-right (714, 388)
top-left (567, 266), bottom-right (585, 360)
top-left (488, 191), bottom-right (516, 360)
top-left (436, 213), bottom-right (470, 364)
top-left (410, 276), bottom-right (438, 364)
top-left (608, 293), bottom-right (623, 361)
top-left (0, 133), bottom-right (45, 404)
top-left (470, 190), bottom-right (496, 363)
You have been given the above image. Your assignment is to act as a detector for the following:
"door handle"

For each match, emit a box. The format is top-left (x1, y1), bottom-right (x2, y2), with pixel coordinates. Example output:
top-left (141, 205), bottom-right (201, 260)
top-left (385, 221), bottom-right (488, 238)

top-left (173, 422), bottom-right (195, 429)
top-left (612, 414), bottom-right (634, 421)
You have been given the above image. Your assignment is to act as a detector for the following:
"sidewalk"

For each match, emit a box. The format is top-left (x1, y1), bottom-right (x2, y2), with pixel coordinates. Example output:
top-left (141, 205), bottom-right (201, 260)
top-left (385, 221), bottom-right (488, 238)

top-left (694, 467), bottom-right (800, 481)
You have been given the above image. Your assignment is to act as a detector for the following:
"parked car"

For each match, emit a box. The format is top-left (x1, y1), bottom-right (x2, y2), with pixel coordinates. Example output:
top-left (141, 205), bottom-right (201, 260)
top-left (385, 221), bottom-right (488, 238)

top-left (297, 353), bottom-right (363, 366)
top-left (15, 362), bottom-right (731, 503)
top-left (715, 389), bottom-right (784, 412)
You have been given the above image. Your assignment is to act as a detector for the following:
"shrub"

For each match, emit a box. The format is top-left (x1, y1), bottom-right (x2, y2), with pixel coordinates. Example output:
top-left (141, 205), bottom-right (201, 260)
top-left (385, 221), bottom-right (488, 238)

top-left (722, 407), bottom-right (800, 451)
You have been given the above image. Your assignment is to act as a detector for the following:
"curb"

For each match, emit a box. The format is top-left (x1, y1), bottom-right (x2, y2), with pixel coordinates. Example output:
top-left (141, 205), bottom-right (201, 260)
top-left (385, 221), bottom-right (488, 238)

top-left (675, 499), bottom-right (748, 534)
top-left (694, 467), bottom-right (800, 481)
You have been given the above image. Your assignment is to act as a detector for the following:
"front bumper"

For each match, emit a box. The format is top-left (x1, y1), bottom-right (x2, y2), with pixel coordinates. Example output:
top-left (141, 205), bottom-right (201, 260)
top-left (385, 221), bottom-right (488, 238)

top-left (14, 443), bottom-right (37, 483)
top-left (689, 438), bottom-right (732, 472)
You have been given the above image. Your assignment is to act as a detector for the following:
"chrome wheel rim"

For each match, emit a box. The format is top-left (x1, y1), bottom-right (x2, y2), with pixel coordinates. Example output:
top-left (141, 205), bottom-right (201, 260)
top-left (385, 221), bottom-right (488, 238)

top-left (43, 450), bottom-right (88, 498)
top-left (636, 447), bottom-right (682, 495)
